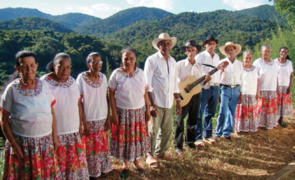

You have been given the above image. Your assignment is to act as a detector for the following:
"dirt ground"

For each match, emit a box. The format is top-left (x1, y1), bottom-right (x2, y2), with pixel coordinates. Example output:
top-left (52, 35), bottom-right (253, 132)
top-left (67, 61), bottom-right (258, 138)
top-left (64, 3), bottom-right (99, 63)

top-left (104, 112), bottom-right (295, 180)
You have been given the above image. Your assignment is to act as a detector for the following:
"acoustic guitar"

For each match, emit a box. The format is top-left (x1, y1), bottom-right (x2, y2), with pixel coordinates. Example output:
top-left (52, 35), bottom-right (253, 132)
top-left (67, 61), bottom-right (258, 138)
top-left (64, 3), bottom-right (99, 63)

top-left (175, 61), bottom-right (228, 107)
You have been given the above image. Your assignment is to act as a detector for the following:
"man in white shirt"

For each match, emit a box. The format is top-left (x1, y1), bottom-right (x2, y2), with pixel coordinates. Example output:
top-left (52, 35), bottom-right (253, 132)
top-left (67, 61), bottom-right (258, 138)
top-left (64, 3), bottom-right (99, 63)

top-left (174, 40), bottom-right (211, 155)
top-left (144, 33), bottom-right (182, 165)
top-left (214, 42), bottom-right (243, 141)
top-left (195, 35), bottom-right (220, 144)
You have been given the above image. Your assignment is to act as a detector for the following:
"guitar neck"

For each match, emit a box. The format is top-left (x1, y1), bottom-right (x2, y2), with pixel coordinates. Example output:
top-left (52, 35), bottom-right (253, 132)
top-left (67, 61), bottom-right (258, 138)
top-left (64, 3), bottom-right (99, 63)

top-left (190, 68), bottom-right (219, 87)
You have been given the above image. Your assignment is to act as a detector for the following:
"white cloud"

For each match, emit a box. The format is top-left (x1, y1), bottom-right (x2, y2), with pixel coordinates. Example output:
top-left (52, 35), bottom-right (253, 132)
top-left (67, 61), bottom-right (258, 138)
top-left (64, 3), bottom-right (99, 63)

top-left (126, 0), bottom-right (173, 11)
top-left (222, 0), bottom-right (270, 10)
top-left (66, 3), bottom-right (122, 18)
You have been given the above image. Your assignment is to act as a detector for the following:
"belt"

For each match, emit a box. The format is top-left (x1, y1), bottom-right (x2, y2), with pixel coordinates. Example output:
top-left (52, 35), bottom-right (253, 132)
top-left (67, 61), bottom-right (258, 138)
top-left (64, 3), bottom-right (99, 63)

top-left (220, 84), bottom-right (240, 88)
top-left (210, 83), bottom-right (219, 86)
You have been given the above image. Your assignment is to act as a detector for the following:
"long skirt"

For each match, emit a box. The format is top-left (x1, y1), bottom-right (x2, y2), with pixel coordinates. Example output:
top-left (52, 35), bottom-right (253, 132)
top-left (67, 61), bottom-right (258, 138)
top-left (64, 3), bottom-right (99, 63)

top-left (57, 132), bottom-right (89, 179)
top-left (235, 94), bottom-right (259, 132)
top-left (111, 106), bottom-right (150, 162)
top-left (257, 91), bottom-right (278, 129)
top-left (277, 86), bottom-right (293, 117)
top-left (85, 119), bottom-right (112, 177)
top-left (3, 133), bottom-right (62, 179)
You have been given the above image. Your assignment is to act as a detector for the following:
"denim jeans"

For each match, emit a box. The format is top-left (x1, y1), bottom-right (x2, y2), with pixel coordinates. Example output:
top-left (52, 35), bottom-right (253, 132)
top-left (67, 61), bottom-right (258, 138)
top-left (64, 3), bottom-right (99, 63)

top-left (196, 86), bottom-right (219, 141)
top-left (214, 85), bottom-right (240, 137)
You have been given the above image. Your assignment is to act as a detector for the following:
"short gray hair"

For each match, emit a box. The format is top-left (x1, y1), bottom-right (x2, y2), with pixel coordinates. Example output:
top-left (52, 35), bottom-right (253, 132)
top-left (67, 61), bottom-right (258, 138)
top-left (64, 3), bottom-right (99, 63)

top-left (86, 52), bottom-right (101, 64)
top-left (53, 52), bottom-right (71, 66)
top-left (261, 45), bottom-right (271, 51)
top-left (243, 50), bottom-right (253, 57)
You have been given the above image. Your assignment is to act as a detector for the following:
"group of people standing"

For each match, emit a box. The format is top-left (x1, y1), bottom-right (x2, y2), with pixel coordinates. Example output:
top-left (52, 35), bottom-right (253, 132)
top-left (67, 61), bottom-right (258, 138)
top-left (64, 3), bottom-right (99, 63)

top-left (0, 32), bottom-right (293, 179)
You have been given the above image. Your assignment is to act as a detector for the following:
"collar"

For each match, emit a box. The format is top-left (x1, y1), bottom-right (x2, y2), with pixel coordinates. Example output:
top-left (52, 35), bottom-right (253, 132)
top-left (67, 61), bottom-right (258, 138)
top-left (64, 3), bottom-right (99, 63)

top-left (204, 50), bottom-right (216, 58)
top-left (157, 51), bottom-right (171, 61)
top-left (185, 58), bottom-right (196, 67)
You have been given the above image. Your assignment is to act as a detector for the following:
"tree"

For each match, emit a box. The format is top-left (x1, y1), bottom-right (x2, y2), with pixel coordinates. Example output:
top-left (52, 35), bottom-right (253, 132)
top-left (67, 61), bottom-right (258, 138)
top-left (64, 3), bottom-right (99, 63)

top-left (270, 0), bottom-right (295, 30)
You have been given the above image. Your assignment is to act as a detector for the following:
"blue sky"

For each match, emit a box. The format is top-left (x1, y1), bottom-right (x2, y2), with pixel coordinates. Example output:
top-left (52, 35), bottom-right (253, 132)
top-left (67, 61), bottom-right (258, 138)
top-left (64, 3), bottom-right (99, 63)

top-left (0, 0), bottom-right (273, 18)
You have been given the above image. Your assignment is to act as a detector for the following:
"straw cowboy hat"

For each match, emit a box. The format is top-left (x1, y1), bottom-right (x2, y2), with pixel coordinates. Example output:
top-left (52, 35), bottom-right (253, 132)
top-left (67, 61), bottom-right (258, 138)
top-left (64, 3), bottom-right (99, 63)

top-left (152, 33), bottom-right (177, 51)
top-left (219, 42), bottom-right (242, 56)
top-left (181, 40), bottom-right (202, 52)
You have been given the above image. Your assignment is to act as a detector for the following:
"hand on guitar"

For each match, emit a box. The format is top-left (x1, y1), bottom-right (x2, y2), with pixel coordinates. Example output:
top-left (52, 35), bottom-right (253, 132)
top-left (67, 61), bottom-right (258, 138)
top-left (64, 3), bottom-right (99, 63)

top-left (203, 74), bottom-right (211, 84)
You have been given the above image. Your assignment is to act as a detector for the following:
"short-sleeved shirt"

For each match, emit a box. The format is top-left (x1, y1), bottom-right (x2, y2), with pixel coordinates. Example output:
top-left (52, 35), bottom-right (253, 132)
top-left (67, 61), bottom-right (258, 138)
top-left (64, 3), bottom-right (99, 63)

top-left (253, 58), bottom-right (279, 91)
top-left (41, 75), bottom-right (80, 135)
top-left (195, 50), bottom-right (221, 89)
top-left (274, 58), bottom-right (294, 87)
top-left (109, 67), bottom-right (146, 109)
top-left (76, 72), bottom-right (108, 121)
top-left (0, 78), bottom-right (55, 137)
top-left (144, 51), bottom-right (179, 108)
top-left (241, 66), bottom-right (258, 95)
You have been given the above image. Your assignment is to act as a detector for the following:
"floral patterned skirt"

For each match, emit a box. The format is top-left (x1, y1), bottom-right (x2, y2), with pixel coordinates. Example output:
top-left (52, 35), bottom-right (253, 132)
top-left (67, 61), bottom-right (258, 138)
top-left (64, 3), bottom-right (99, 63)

top-left (111, 106), bottom-right (150, 162)
top-left (57, 132), bottom-right (89, 179)
top-left (277, 86), bottom-right (293, 117)
top-left (257, 91), bottom-right (278, 129)
top-left (3, 133), bottom-right (62, 179)
top-left (85, 119), bottom-right (113, 177)
top-left (235, 95), bottom-right (258, 132)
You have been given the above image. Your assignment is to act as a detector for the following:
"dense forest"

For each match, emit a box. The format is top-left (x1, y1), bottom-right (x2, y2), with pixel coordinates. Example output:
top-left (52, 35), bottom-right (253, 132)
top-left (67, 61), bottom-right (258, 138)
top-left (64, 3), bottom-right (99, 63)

top-left (0, 4), bottom-right (293, 87)
top-left (0, 30), bottom-right (122, 85)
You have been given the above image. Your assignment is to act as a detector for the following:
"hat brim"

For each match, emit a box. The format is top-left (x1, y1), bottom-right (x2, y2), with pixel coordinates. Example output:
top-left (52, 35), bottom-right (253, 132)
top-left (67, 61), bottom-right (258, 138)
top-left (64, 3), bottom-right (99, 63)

top-left (181, 45), bottom-right (202, 53)
top-left (152, 37), bottom-right (177, 51)
top-left (203, 39), bottom-right (218, 46)
top-left (219, 44), bottom-right (242, 57)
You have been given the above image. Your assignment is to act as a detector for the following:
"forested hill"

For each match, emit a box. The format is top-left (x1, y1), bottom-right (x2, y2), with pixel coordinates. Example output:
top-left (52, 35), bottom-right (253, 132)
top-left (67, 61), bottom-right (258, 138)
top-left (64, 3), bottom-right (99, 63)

top-left (0, 30), bottom-right (122, 85)
top-left (0, 8), bottom-right (52, 21)
top-left (52, 13), bottom-right (100, 29)
top-left (0, 17), bottom-right (73, 33)
top-left (105, 10), bottom-right (281, 62)
top-left (74, 7), bottom-right (174, 37)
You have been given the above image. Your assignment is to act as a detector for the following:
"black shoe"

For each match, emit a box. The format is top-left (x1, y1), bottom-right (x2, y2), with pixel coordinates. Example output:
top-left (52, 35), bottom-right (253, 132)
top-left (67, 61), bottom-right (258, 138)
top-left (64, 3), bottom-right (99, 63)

top-left (279, 121), bottom-right (287, 128)
top-left (186, 143), bottom-right (196, 149)
top-left (175, 148), bottom-right (183, 155)
top-left (120, 169), bottom-right (129, 179)
top-left (100, 173), bottom-right (107, 178)
top-left (224, 136), bottom-right (231, 141)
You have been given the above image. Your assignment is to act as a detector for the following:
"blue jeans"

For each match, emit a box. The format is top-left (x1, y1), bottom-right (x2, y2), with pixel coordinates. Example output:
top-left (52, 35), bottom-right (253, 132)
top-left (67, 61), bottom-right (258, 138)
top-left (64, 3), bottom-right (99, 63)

top-left (214, 85), bottom-right (240, 137)
top-left (196, 86), bottom-right (219, 141)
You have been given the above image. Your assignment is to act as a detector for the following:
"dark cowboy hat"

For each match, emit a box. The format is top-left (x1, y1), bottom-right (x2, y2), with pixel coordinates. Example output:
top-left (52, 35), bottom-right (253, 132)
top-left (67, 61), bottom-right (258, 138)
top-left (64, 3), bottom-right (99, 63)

top-left (181, 40), bottom-right (202, 52)
top-left (203, 35), bottom-right (218, 46)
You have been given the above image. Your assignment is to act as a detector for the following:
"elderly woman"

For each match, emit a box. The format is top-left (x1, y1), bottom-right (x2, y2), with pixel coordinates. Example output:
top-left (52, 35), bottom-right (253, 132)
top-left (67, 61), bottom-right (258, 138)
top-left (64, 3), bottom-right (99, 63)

top-left (76, 52), bottom-right (112, 178)
top-left (275, 47), bottom-right (293, 127)
top-left (0, 51), bottom-right (61, 179)
top-left (41, 53), bottom-right (89, 179)
top-left (253, 45), bottom-right (280, 129)
top-left (109, 48), bottom-right (150, 179)
top-left (235, 50), bottom-right (260, 133)
top-left (214, 42), bottom-right (243, 140)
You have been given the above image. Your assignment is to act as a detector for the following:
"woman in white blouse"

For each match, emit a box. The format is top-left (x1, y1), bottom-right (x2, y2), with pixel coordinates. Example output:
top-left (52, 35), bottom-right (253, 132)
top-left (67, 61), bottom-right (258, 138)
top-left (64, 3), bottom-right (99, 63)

top-left (76, 52), bottom-right (112, 178)
top-left (275, 47), bottom-right (293, 127)
top-left (235, 50), bottom-right (260, 133)
top-left (253, 45), bottom-right (280, 129)
top-left (1, 51), bottom-right (61, 179)
top-left (41, 53), bottom-right (89, 179)
top-left (109, 48), bottom-right (151, 179)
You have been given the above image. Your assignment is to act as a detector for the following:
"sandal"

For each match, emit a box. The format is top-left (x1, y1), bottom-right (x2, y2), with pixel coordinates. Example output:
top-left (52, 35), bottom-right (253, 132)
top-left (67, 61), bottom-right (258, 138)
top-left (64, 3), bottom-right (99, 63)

top-left (155, 152), bottom-right (171, 160)
top-left (132, 165), bottom-right (144, 174)
top-left (146, 156), bottom-right (158, 168)
top-left (194, 141), bottom-right (205, 148)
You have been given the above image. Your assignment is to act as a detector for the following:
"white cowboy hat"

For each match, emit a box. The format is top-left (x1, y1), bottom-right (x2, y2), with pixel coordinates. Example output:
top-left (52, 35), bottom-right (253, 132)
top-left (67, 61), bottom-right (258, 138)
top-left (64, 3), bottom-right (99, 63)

top-left (152, 33), bottom-right (177, 51)
top-left (219, 42), bottom-right (242, 56)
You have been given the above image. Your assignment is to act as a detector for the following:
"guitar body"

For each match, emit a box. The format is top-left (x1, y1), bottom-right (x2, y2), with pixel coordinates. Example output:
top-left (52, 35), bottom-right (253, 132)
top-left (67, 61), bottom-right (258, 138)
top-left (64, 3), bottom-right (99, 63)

top-left (175, 76), bottom-right (202, 107)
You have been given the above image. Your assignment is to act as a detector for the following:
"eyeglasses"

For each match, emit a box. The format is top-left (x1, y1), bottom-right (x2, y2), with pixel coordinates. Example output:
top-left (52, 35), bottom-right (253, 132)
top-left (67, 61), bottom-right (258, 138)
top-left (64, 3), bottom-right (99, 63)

top-left (90, 61), bottom-right (103, 65)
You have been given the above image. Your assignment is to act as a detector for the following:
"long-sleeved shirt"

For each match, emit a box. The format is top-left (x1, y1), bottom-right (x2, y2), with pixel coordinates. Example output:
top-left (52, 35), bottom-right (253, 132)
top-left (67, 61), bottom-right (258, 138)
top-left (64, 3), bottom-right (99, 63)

top-left (144, 51), bottom-right (179, 108)
top-left (195, 50), bottom-right (220, 89)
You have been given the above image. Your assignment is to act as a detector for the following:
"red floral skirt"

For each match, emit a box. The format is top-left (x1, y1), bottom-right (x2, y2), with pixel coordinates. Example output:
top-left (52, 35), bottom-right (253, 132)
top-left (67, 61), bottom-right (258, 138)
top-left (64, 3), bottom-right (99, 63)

top-left (3, 133), bottom-right (62, 179)
top-left (257, 91), bottom-right (278, 129)
top-left (84, 119), bottom-right (112, 177)
top-left (57, 132), bottom-right (89, 179)
top-left (111, 106), bottom-right (150, 162)
top-left (277, 86), bottom-right (293, 117)
top-left (235, 95), bottom-right (259, 132)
